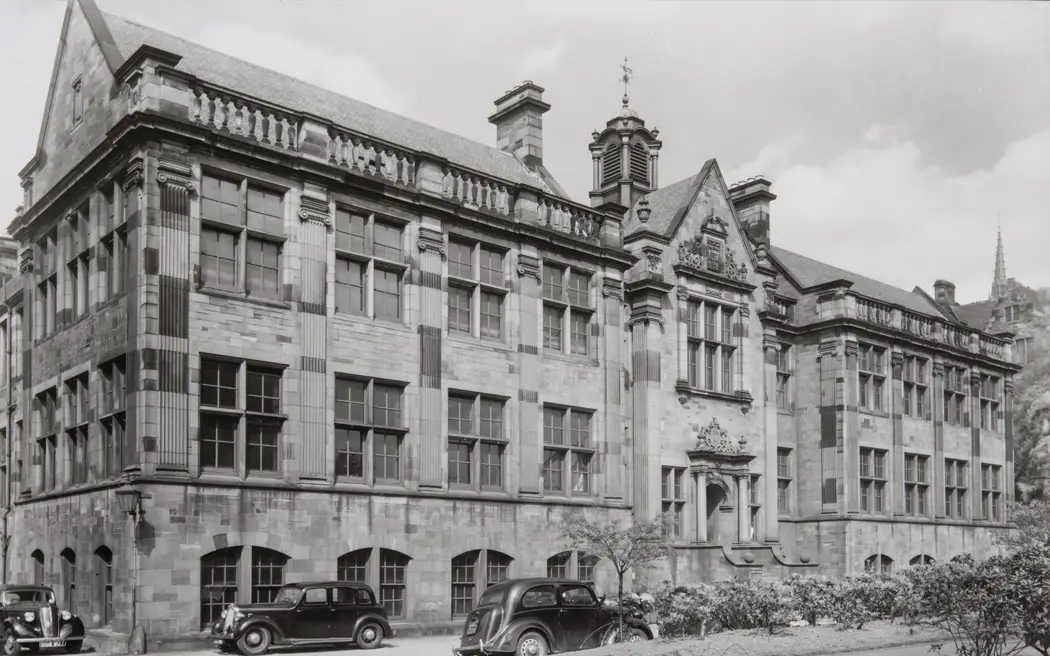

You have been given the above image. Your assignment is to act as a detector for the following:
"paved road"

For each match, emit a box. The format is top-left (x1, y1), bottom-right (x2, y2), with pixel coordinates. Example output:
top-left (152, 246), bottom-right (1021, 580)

top-left (160, 636), bottom-right (1041, 656)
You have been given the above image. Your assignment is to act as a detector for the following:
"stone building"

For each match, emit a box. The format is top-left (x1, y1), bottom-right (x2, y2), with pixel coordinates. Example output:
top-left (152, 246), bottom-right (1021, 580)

top-left (1, 0), bottom-right (1021, 646)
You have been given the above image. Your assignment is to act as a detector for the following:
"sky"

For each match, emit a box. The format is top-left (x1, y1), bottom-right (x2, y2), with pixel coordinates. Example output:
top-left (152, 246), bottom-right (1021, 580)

top-left (1, 0), bottom-right (1048, 305)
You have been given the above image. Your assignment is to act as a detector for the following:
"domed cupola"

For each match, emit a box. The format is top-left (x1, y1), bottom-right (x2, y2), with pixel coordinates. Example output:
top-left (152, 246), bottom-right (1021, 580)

top-left (588, 58), bottom-right (663, 214)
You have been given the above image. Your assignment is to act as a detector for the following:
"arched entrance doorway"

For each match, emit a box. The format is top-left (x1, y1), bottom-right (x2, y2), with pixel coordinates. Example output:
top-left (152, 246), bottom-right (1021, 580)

top-left (705, 483), bottom-right (727, 544)
top-left (688, 417), bottom-right (755, 545)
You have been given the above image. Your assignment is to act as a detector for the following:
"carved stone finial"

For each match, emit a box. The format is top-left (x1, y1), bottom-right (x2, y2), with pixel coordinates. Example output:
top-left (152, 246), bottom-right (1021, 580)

top-left (591, 129), bottom-right (601, 143)
top-left (636, 196), bottom-right (651, 224)
top-left (693, 418), bottom-right (747, 455)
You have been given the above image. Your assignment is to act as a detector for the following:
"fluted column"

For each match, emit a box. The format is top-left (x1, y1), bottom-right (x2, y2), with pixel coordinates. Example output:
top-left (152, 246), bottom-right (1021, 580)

top-left (417, 226), bottom-right (446, 488)
top-left (737, 474), bottom-right (749, 543)
top-left (630, 311), bottom-right (663, 522)
top-left (695, 471), bottom-right (708, 543)
top-left (762, 336), bottom-right (780, 543)
top-left (517, 254), bottom-right (542, 494)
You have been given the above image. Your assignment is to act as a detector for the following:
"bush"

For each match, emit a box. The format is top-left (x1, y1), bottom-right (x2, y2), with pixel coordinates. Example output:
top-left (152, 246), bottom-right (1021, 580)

top-left (651, 581), bottom-right (716, 637)
top-left (711, 579), bottom-right (793, 634)
top-left (783, 575), bottom-right (835, 626)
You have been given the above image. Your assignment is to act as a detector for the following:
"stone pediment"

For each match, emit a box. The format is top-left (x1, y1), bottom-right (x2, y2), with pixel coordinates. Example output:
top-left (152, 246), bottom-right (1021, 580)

top-left (675, 213), bottom-right (748, 284)
top-left (687, 418), bottom-right (754, 475)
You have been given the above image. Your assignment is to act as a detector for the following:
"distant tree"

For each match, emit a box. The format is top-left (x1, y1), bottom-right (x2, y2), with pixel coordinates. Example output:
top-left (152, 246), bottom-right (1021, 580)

top-left (1013, 347), bottom-right (1050, 502)
top-left (997, 499), bottom-right (1050, 553)
top-left (562, 512), bottom-right (671, 639)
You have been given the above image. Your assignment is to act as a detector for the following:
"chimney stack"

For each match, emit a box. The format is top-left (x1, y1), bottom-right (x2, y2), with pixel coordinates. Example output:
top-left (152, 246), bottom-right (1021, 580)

top-left (934, 280), bottom-right (957, 305)
top-left (488, 81), bottom-right (551, 168)
top-left (729, 176), bottom-right (776, 247)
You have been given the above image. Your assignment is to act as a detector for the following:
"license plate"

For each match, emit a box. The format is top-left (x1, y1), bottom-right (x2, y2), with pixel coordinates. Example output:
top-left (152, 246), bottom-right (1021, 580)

top-left (41, 640), bottom-right (65, 649)
top-left (466, 618), bottom-right (478, 635)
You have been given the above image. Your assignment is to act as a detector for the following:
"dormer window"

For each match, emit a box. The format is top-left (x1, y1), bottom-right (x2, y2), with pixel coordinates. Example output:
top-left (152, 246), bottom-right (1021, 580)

top-left (72, 77), bottom-right (84, 126)
top-left (629, 142), bottom-right (649, 185)
top-left (600, 143), bottom-right (621, 186)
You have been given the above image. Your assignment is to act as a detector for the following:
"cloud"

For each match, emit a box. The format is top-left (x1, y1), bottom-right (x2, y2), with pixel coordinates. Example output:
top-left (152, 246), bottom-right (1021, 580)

top-left (193, 23), bottom-right (405, 114)
top-left (515, 42), bottom-right (568, 78)
top-left (728, 129), bottom-right (1050, 304)
top-left (938, 2), bottom-right (1050, 56)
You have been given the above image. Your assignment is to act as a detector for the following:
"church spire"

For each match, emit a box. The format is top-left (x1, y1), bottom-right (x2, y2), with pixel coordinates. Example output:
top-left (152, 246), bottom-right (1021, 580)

top-left (990, 215), bottom-right (1008, 300)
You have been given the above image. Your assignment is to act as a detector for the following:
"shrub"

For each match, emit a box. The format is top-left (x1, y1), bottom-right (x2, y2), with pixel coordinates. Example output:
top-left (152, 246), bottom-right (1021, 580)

top-left (783, 575), bottom-right (835, 626)
top-left (711, 579), bottom-right (793, 634)
top-left (651, 581), bottom-right (716, 637)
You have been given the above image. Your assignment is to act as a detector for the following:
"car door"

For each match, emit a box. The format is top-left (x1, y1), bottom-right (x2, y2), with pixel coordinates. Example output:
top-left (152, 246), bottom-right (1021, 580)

top-left (515, 585), bottom-right (562, 649)
top-left (287, 587), bottom-right (331, 640)
top-left (556, 584), bottom-right (605, 651)
top-left (328, 586), bottom-right (365, 639)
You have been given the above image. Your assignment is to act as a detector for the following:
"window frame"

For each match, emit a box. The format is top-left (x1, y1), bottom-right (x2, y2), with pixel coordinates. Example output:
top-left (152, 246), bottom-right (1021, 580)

top-left (685, 298), bottom-right (739, 394)
top-left (198, 172), bottom-right (288, 302)
top-left (333, 207), bottom-right (408, 322)
top-left (775, 345), bottom-right (792, 410)
top-left (336, 547), bottom-right (411, 619)
top-left (981, 463), bottom-right (1003, 522)
top-left (859, 447), bottom-right (888, 514)
top-left (943, 365), bottom-right (970, 427)
top-left (660, 467), bottom-right (687, 540)
top-left (978, 374), bottom-right (1002, 433)
top-left (333, 375), bottom-right (409, 486)
top-left (447, 237), bottom-right (508, 342)
top-left (903, 453), bottom-right (930, 517)
top-left (35, 229), bottom-right (59, 341)
top-left (198, 357), bottom-right (288, 479)
top-left (450, 549), bottom-right (513, 620)
top-left (944, 458), bottom-right (968, 520)
top-left (541, 405), bottom-right (597, 497)
top-left (447, 391), bottom-right (509, 492)
top-left (541, 262), bottom-right (594, 357)
top-left (776, 447), bottom-right (792, 515)
top-left (72, 76), bottom-right (84, 126)
top-left (36, 387), bottom-right (59, 493)
top-left (63, 373), bottom-right (90, 487)
top-left (857, 343), bottom-right (887, 412)
top-left (902, 355), bottom-right (930, 420)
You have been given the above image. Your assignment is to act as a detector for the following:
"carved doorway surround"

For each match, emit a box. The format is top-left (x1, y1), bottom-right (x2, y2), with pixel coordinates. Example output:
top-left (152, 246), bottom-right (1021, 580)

top-left (687, 418), bottom-right (755, 544)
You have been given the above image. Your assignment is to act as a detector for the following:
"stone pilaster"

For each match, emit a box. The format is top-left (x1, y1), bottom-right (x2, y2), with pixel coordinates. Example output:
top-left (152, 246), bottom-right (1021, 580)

top-left (121, 154), bottom-right (145, 475)
top-left (737, 306), bottom-right (751, 394)
top-left (932, 360), bottom-right (946, 518)
top-left (736, 474), bottom-right (749, 543)
top-left (517, 254), bottom-right (541, 495)
top-left (630, 307), bottom-right (663, 522)
top-left (695, 471), bottom-right (707, 542)
top-left (890, 350), bottom-right (905, 516)
top-left (762, 335), bottom-right (780, 543)
top-left (843, 340), bottom-right (859, 515)
top-left (675, 287), bottom-right (689, 386)
top-left (601, 277), bottom-right (625, 500)
top-left (818, 339), bottom-right (843, 514)
top-left (969, 371), bottom-right (983, 518)
top-left (296, 184), bottom-right (330, 484)
top-left (417, 225), bottom-right (445, 489)
top-left (1004, 377), bottom-right (1014, 505)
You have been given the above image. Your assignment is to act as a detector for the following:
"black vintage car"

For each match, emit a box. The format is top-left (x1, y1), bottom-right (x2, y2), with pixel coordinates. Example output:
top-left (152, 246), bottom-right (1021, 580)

top-left (0, 585), bottom-right (85, 655)
top-left (453, 579), bottom-right (652, 656)
top-left (208, 581), bottom-right (391, 655)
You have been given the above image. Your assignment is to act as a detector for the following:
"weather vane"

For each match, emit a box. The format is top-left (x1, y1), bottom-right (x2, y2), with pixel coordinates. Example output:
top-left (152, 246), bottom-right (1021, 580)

top-left (620, 57), bottom-right (633, 106)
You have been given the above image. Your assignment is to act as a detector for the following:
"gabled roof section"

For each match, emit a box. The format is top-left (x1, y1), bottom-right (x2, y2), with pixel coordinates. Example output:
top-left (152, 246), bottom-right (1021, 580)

top-left (952, 300), bottom-right (995, 330)
top-left (770, 246), bottom-right (945, 317)
top-left (97, 11), bottom-right (562, 192)
top-left (622, 160), bottom-right (714, 237)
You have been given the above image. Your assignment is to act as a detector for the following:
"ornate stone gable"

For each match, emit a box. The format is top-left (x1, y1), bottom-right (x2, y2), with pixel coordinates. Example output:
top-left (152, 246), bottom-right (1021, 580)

top-left (692, 417), bottom-right (748, 455)
top-left (675, 209), bottom-right (749, 283)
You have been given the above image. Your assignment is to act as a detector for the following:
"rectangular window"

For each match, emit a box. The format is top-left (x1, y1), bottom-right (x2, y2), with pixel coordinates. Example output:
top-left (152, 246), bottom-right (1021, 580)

top-left (686, 300), bottom-right (738, 392)
top-left (858, 343), bottom-right (887, 411)
top-left (334, 210), bottom-right (367, 254)
top-left (198, 358), bottom-right (286, 476)
top-left (72, 78), bottom-right (83, 124)
top-left (979, 374), bottom-right (1002, 432)
top-left (859, 447), bottom-right (888, 513)
top-left (334, 259), bottom-right (365, 315)
top-left (661, 467), bottom-right (686, 539)
top-left (542, 264), bottom-right (593, 355)
top-left (447, 393), bottom-right (506, 491)
top-left (445, 240), bottom-right (505, 340)
top-left (749, 474), bottom-right (761, 539)
top-left (981, 464), bottom-right (1002, 521)
top-left (776, 448), bottom-right (792, 514)
top-left (99, 357), bottom-right (126, 477)
top-left (333, 377), bottom-right (408, 484)
top-left (542, 406), bottom-right (595, 495)
top-left (902, 356), bottom-right (930, 419)
top-left (944, 365), bottom-right (969, 427)
top-left (904, 453), bottom-right (930, 517)
top-left (199, 175), bottom-right (286, 300)
top-left (776, 346), bottom-right (792, 410)
top-left (65, 374), bottom-right (90, 486)
top-left (945, 458), bottom-right (968, 520)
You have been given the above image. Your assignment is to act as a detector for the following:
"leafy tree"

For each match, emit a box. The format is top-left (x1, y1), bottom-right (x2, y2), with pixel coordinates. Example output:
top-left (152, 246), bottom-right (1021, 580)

top-left (562, 512), bottom-right (671, 639)
top-left (997, 499), bottom-right (1050, 553)
top-left (1000, 544), bottom-right (1050, 656)
top-left (1012, 324), bottom-right (1050, 502)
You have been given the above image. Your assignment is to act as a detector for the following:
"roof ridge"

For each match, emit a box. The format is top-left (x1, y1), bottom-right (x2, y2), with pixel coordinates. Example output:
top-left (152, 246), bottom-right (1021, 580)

top-left (771, 245), bottom-right (931, 304)
top-left (99, 10), bottom-right (564, 192)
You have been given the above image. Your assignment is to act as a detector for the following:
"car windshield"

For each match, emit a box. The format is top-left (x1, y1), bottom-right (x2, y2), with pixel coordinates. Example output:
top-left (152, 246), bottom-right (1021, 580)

top-left (272, 587), bottom-right (302, 605)
top-left (2, 590), bottom-right (54, 605)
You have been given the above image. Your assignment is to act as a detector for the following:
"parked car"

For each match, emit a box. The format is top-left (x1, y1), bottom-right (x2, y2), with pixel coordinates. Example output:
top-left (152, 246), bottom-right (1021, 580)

top-left (208, 581), bottom-right (390, 655)
top-left (0, 585), bottom-right (85, 655)
top-left (453, 578), bottom-right (652, 656)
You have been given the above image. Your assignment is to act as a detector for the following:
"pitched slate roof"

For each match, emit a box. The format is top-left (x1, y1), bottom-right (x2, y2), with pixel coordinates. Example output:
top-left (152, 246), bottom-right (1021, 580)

top-left (953, 300), bottom-right (995, 330)
top-left (99, 12), bottom-right (556, 192)
top-left (622, 161), bottom-right (713, 237)
top-left (770, 246), bottom-right (944, 317)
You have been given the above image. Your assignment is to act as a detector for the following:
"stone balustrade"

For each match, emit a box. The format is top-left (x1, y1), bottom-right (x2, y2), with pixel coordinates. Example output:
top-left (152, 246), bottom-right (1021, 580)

top-left (855, 297), bottom-right (893, 326)
top-left (901, 310), bottom-right (935, 339)
top-left (188, 86), bottom-right (299, 151)
top-left (440, 167), bottom-right (513, 215)
top-left (536, 195), bottom-right (604, 244)
top-left (327, 128), bottom-right (416, 187)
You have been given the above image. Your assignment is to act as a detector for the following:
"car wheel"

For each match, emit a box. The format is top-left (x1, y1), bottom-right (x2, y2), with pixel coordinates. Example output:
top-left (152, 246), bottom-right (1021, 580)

top-left (622, 627), bottom-right (648, 643)
top-left (236, 626), bottom-right (272, 656)
top-left (64, 640), bottom-right (83, 654)
top-left (516, 632), bottom-right (548, 656)
top-left (3, 629), bottom-right (21, 656)
top-left (355, 622), bottom-right (384, 650)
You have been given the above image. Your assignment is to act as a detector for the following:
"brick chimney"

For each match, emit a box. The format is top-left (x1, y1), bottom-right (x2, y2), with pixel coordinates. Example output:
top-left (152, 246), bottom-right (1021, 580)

top-left (488, 81), bottom-right (551, 168)
top-left (934, 280), bottom-right (957, 305)
top-left (729, 176), bottom-right (776, 247)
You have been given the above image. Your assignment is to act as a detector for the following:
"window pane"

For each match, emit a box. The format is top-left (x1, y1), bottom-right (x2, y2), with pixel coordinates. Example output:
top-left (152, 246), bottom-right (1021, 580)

top-left (374, 223), bottom-right (403, 262)
top-left (480, 249), bottom-right (504, 286)
top-left (375, 269), bottom-right (401, 320)
top-left (449, 287), bottom-right (472, 334)
top-left (567, 272), bottom-right (589, 307)
top-left (335, 428), bottom-right (364, 478)
top-left (246, 239), bottom-right (281, 299)
top-left (201, 176), bottom-right (241, 226)
top-left (246, 421), bottom-right (280, 473)
top-left (479, 399), bottom-right (502, 438)
top-left (449, 242), bottom-right (472, 279)
top-left (480, 442), bottom-right (503, 488)
top-left (334, 258), bottom-right (365, 315)
top-left (247, 368), bottom-right (281, 414)
top-left (480, 292), bottom-right (502, 339)
top-left (199, 414), bottom-right (237, 469)
top-left (543, 408), bottom-right (564, 445)
top-left (542, 267), bottom-right (563, 300)
top-left (335, 210), bottom-right (367, 253)
top-left (449, 396), bottom-right (474, 435)
top-left (569, 311), bottom-right (588, 355)
top-left (200, 228), bottom-right (238, 289)
top-left (246, 188), bottom-right (283, 234)
top-left (374, 433), bottom-right (400, 480)
top-left (542, 449), bottom-right (564, 492)
top-left (449, 441), bottom-right (471, 485)
top-left (335, 378), bottom-right (367, 423)
top-left (543, 305), bottom-right (563, 350)
top-left (374, 385), bottom-right (402, 427)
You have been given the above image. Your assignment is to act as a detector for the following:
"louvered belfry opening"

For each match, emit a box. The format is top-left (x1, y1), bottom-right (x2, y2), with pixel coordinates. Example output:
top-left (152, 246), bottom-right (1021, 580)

top-left (629, 141), bottom-right (649, 185)
top-left (601, 143), bottom-right (621, 186)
